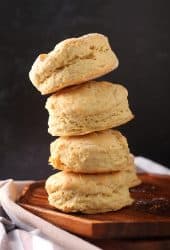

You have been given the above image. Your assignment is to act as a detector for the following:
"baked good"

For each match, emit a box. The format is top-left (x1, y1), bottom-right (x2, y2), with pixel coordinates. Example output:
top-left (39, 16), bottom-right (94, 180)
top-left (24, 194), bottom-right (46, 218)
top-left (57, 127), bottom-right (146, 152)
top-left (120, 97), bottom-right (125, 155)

top-left (29, 33), bottom-right (118, 95)
top-left (49, 129), bottom-right (132, 173)
top-left (126, 164), bottom-right (141, 188)
top-left (45, 81), bottom-right (134, 136)
top-left (45, 171), bottom-right (134, 214)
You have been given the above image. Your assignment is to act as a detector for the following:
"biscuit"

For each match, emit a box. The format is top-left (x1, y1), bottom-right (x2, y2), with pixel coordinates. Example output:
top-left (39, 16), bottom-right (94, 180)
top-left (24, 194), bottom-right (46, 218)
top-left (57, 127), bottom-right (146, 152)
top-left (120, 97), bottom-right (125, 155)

top-left (29, 33), bottom-right (119, 95)
top-left (126, 164), bottom-right (141, 188)
top-left (45, 81), bottom-right (134, 136)
top-left (49, 129), bottom-right (132, 173)
top-left (45, 171), bottom-right (134, 214)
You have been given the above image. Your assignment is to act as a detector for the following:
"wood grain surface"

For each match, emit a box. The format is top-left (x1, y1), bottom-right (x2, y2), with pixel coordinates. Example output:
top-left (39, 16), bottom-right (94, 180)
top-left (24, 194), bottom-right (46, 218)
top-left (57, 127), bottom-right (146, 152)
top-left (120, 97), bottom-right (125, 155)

top-left (18, 174), bottom-right (170, 240)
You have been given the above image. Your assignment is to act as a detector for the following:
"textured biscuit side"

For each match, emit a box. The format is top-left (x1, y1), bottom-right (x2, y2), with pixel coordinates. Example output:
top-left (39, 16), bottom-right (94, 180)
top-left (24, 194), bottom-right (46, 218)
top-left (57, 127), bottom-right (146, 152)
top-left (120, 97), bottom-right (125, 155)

top-left (49, 129), bottom-right (132, 173)
top-left (35, 52), bottom-right (116, 94)
top-left (45, 81), bottom-right (128, 116)
top-left (30, 33), bottom-right (115, 84)
top-left (29, 33), bottom-right (119, 94)
top-left (47, 99), bottom-right (134, 136)
top-left (45, 160), bottom-right (140, 213)
top-left (45, 169), bottom-right (139, 195)
top-left (47, 187), bottom-right (133, 214)
top-left (45, 81), bottom-right (133, 136)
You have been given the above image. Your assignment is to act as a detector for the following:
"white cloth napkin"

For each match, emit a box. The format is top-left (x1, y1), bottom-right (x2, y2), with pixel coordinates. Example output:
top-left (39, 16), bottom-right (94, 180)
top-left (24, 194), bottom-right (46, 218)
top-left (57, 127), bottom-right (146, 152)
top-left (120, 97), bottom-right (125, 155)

top-left (135, 156), bottom-right (170, 175)
top-left (0, 156), bottom-right (169, 250)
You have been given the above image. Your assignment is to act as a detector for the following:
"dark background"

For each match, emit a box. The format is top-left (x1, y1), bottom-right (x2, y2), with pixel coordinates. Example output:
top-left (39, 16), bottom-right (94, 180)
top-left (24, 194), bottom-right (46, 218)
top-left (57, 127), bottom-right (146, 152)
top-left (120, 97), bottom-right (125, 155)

top-left (1, 0), bottom-right (170, 179)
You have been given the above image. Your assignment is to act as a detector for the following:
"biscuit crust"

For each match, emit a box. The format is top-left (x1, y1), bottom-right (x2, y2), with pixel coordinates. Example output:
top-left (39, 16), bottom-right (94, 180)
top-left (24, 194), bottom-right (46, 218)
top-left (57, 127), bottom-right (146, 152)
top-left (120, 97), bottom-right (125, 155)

top-left (29, 33), bottom-right (119, 94)
top-left (49, 129), bottom-right (132, 173)
top-left (45, 171), bottom-right (137, 214)
top-left (45, 81), bottom-right (134, 136)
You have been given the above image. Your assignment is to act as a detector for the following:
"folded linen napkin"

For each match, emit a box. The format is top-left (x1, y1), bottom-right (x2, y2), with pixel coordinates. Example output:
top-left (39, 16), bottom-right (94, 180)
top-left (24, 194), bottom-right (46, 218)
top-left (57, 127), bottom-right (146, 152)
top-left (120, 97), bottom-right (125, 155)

top-left (0, 180), bottom-right (100, 250)
top-left (0, 156), bottom-right (169, 250)
top-left (135, 156), bottom-right (170, 175)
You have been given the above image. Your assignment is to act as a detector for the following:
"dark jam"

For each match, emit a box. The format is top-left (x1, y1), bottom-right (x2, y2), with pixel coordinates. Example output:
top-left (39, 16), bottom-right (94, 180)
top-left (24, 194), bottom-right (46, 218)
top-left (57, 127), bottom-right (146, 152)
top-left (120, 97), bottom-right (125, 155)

top-left (134, 197), bottom-right (170, 216)
top-left (130, 183), bottom-right (158, 193)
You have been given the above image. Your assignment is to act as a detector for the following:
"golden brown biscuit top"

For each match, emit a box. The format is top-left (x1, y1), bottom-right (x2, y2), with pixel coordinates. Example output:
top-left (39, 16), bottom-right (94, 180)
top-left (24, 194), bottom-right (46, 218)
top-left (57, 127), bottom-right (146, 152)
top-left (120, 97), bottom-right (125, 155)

top-left (29, 33), bottom-right (118, 85)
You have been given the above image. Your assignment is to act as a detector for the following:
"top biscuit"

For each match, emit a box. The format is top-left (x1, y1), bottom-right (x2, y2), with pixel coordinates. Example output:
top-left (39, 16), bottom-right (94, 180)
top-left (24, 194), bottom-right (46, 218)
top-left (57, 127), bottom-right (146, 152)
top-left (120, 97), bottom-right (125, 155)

top-left (29, 33), bottom-right (119, 94)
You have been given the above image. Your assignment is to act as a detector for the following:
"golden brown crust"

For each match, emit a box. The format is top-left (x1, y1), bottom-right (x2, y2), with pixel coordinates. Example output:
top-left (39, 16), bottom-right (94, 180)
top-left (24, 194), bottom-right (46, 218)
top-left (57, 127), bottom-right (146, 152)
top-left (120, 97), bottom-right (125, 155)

top-left (45, 170), bottom-right (136, 214)
top-left (49, 129), bottom-right (132, 173)
top-left (45, 81), bottom-right (134, 136)
top-left (29, 33), bottom-right (119, 94)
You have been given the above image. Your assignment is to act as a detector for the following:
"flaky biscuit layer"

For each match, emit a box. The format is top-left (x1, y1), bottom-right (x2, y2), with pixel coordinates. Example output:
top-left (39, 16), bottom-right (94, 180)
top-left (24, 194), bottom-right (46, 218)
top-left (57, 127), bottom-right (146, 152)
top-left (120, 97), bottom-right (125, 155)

top-left (29, 33), bottom-right (118, 94)
top-left (45, 169), bottom-right (140, 213)
top-left (45, 81), bottom-right (134, 136)
top-left (49, 129), bottom-right (131, 173)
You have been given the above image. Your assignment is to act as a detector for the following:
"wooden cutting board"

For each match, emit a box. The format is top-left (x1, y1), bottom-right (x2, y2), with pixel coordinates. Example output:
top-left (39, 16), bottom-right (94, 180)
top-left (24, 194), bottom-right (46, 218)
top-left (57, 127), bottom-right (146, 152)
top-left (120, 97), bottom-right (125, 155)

top-left (18, 174), bottom-right (170, 239)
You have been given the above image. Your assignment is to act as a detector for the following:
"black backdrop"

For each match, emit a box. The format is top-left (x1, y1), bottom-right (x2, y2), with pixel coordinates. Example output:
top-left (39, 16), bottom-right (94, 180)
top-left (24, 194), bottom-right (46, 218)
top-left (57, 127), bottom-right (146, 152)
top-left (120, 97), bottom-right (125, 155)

top-left (1, 0), bottom-right (170, 179)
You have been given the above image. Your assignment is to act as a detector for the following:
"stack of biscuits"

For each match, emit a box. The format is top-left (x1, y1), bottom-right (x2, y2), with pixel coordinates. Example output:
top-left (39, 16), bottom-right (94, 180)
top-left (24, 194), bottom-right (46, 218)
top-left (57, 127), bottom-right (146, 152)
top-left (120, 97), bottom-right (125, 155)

top-left (29, 33), bottom-right (141, 214)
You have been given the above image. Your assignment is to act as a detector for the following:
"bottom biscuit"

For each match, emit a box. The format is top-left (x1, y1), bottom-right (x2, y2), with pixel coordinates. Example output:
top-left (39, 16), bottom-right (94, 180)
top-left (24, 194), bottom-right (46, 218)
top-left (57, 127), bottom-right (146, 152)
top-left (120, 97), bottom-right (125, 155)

top-left (45, 171), bottom-right (140, 214)
top-left (47, 186), bottom-right (133, 214)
